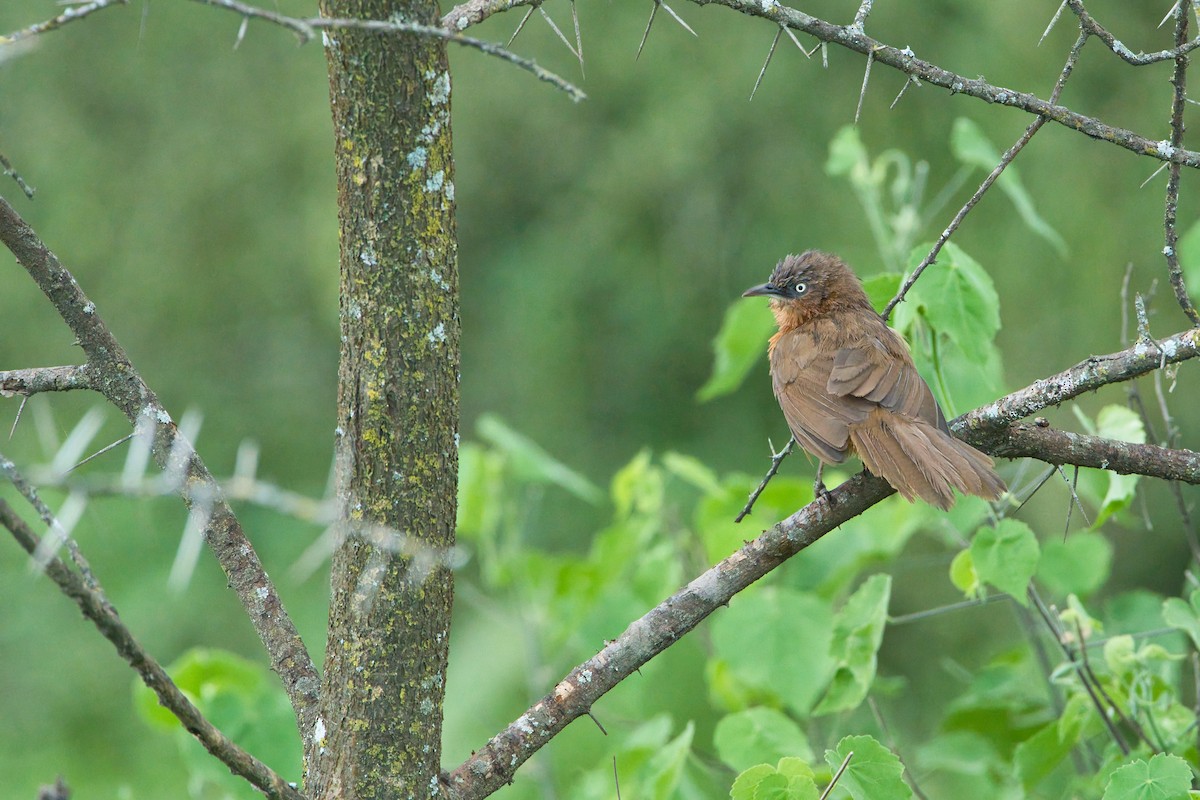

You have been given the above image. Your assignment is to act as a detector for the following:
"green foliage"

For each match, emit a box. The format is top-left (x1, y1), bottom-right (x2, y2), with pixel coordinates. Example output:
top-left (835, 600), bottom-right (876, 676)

top-left (699, 298), bottom-right (778, 403)
top-left (1102, 754), bottom-right (1193, 800)
top-left (967, 520), bottom-right (1040, 606)
top-left (132, 649), bottom-right (300, 799)
top-left (715, 709), bottom-right (814, 772)
top-left (824, 734), bottom-right (914, 800)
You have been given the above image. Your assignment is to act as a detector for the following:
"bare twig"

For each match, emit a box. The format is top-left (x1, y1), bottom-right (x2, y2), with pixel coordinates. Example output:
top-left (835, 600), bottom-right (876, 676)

top-left (0, 151), bottom-right (35, 199)
top-left (1164, 5), bottom-right (1200, 325)
top-left (0, 0), bottom-right (128, 44)
top-left (0, 196), bottom-right (320, 741)
top-left (820, 751), bottom-right (855, 800)
top-left (442, 0), bottom-right (541, 33)
top-left (1068, 0), bottom-right (1200, 65)
top-left (0, 499), bottom-right (305, 800)
top-left (689, 0), bottom-right (1200, 167)
top-left (735, 438), bottom-right (794, 522)
top-left (883, 29), bottom-right (1086, 320)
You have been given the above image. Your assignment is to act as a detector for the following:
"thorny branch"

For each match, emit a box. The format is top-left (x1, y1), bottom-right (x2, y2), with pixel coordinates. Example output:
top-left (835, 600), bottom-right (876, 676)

top-left (0, 0), bottom-right (128, 44)
top-left (0, 494), bottom-right (304, 800)
top-left (882, 30), bottom-right (1088, 321)
top-left (1163, 4), bottom-right (1200, 326)
top-left (0, 196), bottom-right (321, 747)
top-left (446, 327), bottom-right (1200, 799)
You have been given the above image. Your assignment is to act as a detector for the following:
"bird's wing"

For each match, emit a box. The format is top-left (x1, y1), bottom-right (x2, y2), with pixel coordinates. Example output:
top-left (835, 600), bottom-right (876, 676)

top-left (769, 328), bottom-right (873, 464)
top-left (826, 324), bottom-right (947, 431)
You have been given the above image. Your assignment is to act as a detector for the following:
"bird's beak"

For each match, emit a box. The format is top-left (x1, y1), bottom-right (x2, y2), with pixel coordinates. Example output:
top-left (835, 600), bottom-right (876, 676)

top-left (742, 283), bottom-right (782, 298)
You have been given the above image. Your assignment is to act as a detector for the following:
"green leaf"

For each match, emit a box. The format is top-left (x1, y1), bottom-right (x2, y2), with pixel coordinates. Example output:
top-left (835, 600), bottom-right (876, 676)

top-left (698, 298), bottom-right (777, 402)
top-left (814, 575), bottom-right (891, 714)
top-left (950, 118), bottom-right (1067, 257)
top-left (1096, 405), bottom-right (1147, 444)
top-left (949, 548), bottom-right (981, 598)
top-left (715, 708), bottom-right (814, 772)
top-left (970, 520), bottom-right (1040, 606)
top-left (731, 765), bottom-right (778, 800)
top-left (1178, 218), bottom-right (1200, 298)
top-left (711, 587), bottom-right (835, 715)
top-left (477, 414), bottom-right (604, 504)
top-left (610, 449), bottom-right (662, 519)
top-left (1102, 754), bottom-right (1193, 800)
top-left (1163, 589), bottom-right (1200, 651)
top-left (1036, 532), bottom-right (1113, 597)
top-left (824, 734), bottom-right (914, 800)
top-left (826, 125), bottom-right (869, 177)
top-left (663, 451), bottom-right (726, 497)
top-left (642, 721), bottom-right (694, 800)
top-left (893, 242), bottom-right (1000, 363)
top-left (1083, 406), bottom-right (1145, 528)
top-left (1012, 701), bottom-right (1086, 790)
top-left (862, 272), bottom-right (903, 315)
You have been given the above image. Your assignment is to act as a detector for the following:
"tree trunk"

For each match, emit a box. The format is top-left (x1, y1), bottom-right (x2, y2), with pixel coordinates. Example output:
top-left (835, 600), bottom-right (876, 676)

top-left (309, 2), bottom-right (458, 796)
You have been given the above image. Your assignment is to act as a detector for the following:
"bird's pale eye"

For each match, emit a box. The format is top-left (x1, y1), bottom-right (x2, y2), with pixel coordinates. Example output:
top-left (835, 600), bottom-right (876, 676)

top-left (793, 282), bottom-right (807, 295)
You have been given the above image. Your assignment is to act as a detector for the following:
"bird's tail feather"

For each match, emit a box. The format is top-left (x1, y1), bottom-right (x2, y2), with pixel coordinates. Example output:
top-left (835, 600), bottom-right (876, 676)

top-left (850, 411), bottom-right (1005, 510)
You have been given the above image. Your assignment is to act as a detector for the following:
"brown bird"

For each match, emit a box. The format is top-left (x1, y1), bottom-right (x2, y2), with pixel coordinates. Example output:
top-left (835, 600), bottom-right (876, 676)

top-left (743, 250), bottom-right (1005, 510)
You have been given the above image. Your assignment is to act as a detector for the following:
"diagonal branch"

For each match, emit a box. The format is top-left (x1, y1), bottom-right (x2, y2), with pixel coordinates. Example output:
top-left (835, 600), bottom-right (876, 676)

top-left (445, 327), bottom-right (1200, 799)
top-left (0, 196), bottom-right (320, 743)
top-left (0, 498), bottom-right (305, 800)
top-left (691, 0), bottom-right (1200, 167)
top-left (0, 0), bottom-right (128, 44)
top-left (956, 328), bottom-right (1200, 435)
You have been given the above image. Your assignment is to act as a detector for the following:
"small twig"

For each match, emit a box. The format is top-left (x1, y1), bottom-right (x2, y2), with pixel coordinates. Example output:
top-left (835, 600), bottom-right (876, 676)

top-left (1074, 617), bottom-right (1158, 752)
top-left (1027, 588), bottom-right (1130, 755)
top-left (889, 593), bottom-right (1010, 625)
top-left (185, 1), bottom-right (585, 101)
top-left (1164, 5), bottom-right (1200, 325)
top-left (882, 29), bottom-right (1087, 320)
top-left (0, 151), bottom-right (35, 200)
top-left (0, 499), bottom-right (304, 800)
top-left (750, 28), bottom-right (783, 100)
top-left (1067, 0), bottom-right (1200, 65)
top-left (0, 0), bottom-right (128, 44)
top-left (819, 751), bottom-right (854, 800)
top-left (849, 0), bottom-right (873, 33)
top-left (735, 438), bottom-right (794, 522)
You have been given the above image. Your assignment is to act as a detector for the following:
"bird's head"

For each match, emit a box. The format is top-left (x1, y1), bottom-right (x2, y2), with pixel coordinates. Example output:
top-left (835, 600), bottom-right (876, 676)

top-left (742, 250), bottom-right (867, 328)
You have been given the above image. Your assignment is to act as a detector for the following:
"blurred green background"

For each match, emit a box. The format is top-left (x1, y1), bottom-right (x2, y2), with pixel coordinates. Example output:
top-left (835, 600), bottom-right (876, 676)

top-left (1, 0), bottom-right (1198, 796)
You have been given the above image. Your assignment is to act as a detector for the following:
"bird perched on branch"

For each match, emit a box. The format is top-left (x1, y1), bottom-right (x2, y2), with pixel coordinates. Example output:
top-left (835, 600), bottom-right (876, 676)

top-left (743, 250), bottom-right (1005, 510)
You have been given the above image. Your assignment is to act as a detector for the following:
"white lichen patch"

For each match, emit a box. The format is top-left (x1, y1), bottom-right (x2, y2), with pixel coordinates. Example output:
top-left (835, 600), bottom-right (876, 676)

top-left (360, 245), bottom-right (378, 268)
top-left (444, 180), bottom-right (455, 203)
top-left (427, 322), bottom-right (446, 346)
top-left (1158, 140), bottom-right (1177, 159)
top-left (407, 147), bottom-right (428, 171)
top-left (425, 170), bottom-right (445, 194)
top-left (82, 301), bottom-right (96, 315)
top-left (426, 71), bottom-right (451, 106)
top-left (429, 269), bottom-right (450, 290)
